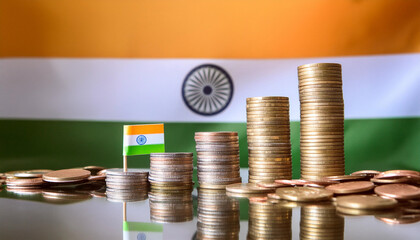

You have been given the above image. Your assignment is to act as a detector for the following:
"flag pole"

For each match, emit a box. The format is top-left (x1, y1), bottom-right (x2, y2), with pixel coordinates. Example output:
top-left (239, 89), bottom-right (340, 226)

top-left (123, 155), bottom-right (128, 172)
top-left (123, 202), bottom-right (127, 222)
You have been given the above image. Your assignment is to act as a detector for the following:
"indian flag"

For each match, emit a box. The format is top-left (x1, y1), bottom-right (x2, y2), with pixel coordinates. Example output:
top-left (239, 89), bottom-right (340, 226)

top-left (0, 0), bottom-right (420, 174)
top-left (123, 221), bottom-right (163, 240)
top-left (123, 124), bottom-right (165, 156)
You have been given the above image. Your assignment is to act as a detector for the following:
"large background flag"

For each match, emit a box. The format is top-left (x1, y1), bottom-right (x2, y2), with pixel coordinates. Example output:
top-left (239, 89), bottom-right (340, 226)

top-left (123, 124), bottom-right (165, 156)
top-left (1, 0), bottom-right (420, 174)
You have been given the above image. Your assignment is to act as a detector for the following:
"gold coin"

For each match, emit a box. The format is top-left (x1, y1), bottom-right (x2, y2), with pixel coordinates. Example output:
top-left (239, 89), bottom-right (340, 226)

top-left (275, 187), bottom-right (333, 202)
top-left (247, 96), bottom-right (289, 101)
top-left (336, 195), bottom-right (398, 210)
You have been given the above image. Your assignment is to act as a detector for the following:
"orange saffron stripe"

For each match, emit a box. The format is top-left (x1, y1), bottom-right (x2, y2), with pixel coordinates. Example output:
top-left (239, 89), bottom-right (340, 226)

top-left (124, 124), bottom-right (164, 135)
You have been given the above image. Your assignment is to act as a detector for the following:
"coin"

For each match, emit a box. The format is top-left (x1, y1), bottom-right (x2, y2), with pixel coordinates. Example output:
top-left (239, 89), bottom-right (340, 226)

top-left (325, 181), bottom-right (374, 194)
top-left (275, 187), bottom-right (333, 202)
top-left (336, 195), bottom-right (398, 210)
top-left (225, 183), bottom-right (274, 194)
top-left (375, 184), bottom-right (420, 200)
top-left (13, 169), bottom-right (52, 178)
top-left (43, 169), bottom-right (91, 183)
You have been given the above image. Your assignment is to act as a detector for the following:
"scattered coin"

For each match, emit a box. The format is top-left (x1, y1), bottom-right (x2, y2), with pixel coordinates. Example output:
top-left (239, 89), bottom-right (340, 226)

top-left (275, 187), bottom-right (333, 202)
top-left (325, 181), bottom-right (374, 194)
top-left (43, 169), bottom-right (91, 183)
top-left (375, 184), bottom-right (420, 200)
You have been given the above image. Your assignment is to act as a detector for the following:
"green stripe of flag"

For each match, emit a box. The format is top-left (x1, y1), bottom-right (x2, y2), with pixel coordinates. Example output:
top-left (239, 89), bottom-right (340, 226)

top-left (0, 118), bottom-right (419, 175)
top-left (123, 221), bottom-right (163, 232)
top-left (124, 144), bottom-right (165, 156)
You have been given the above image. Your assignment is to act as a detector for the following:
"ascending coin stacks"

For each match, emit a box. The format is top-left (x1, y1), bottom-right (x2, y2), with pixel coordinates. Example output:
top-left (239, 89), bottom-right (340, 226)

top-left (149, 152), bottom-right (194, 191)
top-left (196, 189), bottom-right (240, 240)
top-left (246, 96), bottom-right (292, 183)
top-left (298, 63), bottom-right (345, 180)
top-left (195, 132), bottom-right (242, 189)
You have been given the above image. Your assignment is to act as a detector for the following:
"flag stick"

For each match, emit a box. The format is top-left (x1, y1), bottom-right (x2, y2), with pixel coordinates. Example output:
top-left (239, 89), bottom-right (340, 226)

top-left (123, 155), bottom-right (128, 172)
top-left (123, 202), bottom-right (127, 221)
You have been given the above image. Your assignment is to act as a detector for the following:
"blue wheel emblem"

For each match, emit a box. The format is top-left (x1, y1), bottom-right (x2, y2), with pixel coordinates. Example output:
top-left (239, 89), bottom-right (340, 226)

top-left (136, 135), bottom-right (147, 145)
top-left (182, 64), bottom-right (234, 116)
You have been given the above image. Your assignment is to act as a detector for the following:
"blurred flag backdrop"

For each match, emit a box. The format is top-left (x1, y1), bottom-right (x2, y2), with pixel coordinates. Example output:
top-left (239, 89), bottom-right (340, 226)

top-left (1, 0), bottom-right (420, 176)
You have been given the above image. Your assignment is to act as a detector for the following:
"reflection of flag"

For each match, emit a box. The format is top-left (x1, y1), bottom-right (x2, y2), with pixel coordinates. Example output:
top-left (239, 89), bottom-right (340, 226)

top-left (123, 124), bottom-right (165, 156)
top-left (123, 221), bottom-right (163, 240)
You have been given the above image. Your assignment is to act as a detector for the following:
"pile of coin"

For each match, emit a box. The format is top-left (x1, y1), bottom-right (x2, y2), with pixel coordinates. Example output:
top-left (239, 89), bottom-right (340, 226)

top-left (149, 190), bottom-right (193, 223)
top-left (196, 189), bottom-right (240, 240)
top-left (248, 199), bottom-right (292, 240)
top-left (298, 63), bottom-right (345, 180)
top-left (246, 96), bottom-right (292, 183)
top-left (149, 152), bottom-right (193, 191)
top-left (105, 169), bottom-right (149, 202)
top-left (300, 204), bottom-right (344, 240)
top-left (195, 132), bottom-right (241, 189)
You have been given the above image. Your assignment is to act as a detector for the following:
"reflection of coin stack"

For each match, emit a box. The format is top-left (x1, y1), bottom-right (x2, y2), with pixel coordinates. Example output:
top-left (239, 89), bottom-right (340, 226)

top-left (149, 152), bottom-right (193, 191)
top-left (149, 190), bottom-right (193, 223)
top-left (196, 189), bottom-right (240, 240)
top-left (246, 97), bottom-right (292, 183)
top-left (195, 132), bottom-right (241, 189)
top-left (105, 169), bottom-right (149, 202)
top-left (248, 201), bottom-right (292, 240)
top-left (298, 63), bottom-right (345, 180)
top-left (300, 204), bottom-right (344, 240)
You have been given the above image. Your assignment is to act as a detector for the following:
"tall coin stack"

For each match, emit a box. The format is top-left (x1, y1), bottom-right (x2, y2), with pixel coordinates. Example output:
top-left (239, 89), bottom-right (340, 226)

top-left (196, 189), bottom-right (240, 240)
top-left (149, 152), bottom-right (194, 191)
top-left (300, 204), bottom-right (344, 240)
top-left (105, 169), bottom-right (149, 202)
top-left (149, 190), bottom-right (193, 223)
top-left (246, 97), bottom-right (292, 183)
top-left (195, 132), bottom-right (241, 189)
top-left (298, 63), bottom-right (345, 180)
top-left (248, 201), bottom-right (292, 240)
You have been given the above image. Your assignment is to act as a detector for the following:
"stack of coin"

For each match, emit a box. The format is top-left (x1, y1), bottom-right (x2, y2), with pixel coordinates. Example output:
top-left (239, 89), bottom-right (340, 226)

top-left (6, 178), bottom-right (45, 189)
top-left (43, 169), bottom-right (91, 184)
top-left (298, 63), bottom-right (345, 180)
top-left (149, 152), bottom-right (193, 191)
top-left (248, 200), bottom-right (292, 240)
top-left (246, 96), bottom-right (292, 183)
top-left (300, 204), bottom-right (344, 240)
top-left (105, 169), bottom-right (149, 202)
top-left (149, 190), bottom-right (193, 223)
top-left (196, 189), bottom-right (240, 240)
top-left (195, 132), bottom-right (241, 189)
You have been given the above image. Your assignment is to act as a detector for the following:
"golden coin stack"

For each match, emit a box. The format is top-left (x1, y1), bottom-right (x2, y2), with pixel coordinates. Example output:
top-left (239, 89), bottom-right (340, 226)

top-left (196, 189), bottom-right (240, 240)
top-left (149, 190), bottom-right (193, 223)
top-left (149, 152), bottom-right (194, 191)
top-left (246, 96), bottom-right (292, 183)
top-left (105, 169), bottom-right (149, 202)
top-left (300, 204), bottom-right (344, 240)
top-left (248, 201), bottom-right (292, 240)
top-left (195, 132), bottom-right (241, 189)
top-left (298, 63), bottom-right (345, 180)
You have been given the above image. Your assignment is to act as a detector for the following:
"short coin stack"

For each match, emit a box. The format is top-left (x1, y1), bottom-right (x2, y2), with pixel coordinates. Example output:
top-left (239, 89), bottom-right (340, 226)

top-left (196, 189), bottom-right (240, 240)
top-left (300, 204), bottom-right (344, 240)
top-left (195, 132), bottom-right (241, 189)
top-left (298, 63), bottom-right (345, 180)
top-left (105, 169), bottom-right (149, 202)
top-left (149, 190), bottom-right (193, 223)
top-left (149, 152), bottom-right (193, 191)
top-left (248, 200), bottom-right (292, 240)
top-left (246, 96), bottom-right (292, 183)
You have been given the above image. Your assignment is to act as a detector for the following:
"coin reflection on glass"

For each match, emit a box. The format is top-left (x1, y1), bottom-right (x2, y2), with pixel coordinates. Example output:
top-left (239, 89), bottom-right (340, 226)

top-left (300, 203), bottom-right (344, 240)
top-left (247, 198), bottom-right (292, 240)
top-left (149, 190), bottom-right (193, 223)
top-left (196, 189), bottom-right (240, 240)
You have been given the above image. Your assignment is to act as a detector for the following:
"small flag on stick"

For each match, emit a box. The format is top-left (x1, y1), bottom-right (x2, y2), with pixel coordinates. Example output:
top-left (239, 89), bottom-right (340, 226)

top-left (123, 124), bottom-right (165, 156)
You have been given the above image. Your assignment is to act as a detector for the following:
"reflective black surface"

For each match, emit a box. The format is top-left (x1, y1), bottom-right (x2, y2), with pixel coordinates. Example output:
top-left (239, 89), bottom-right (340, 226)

top-left (1, 170), bottom-right (419, 240)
